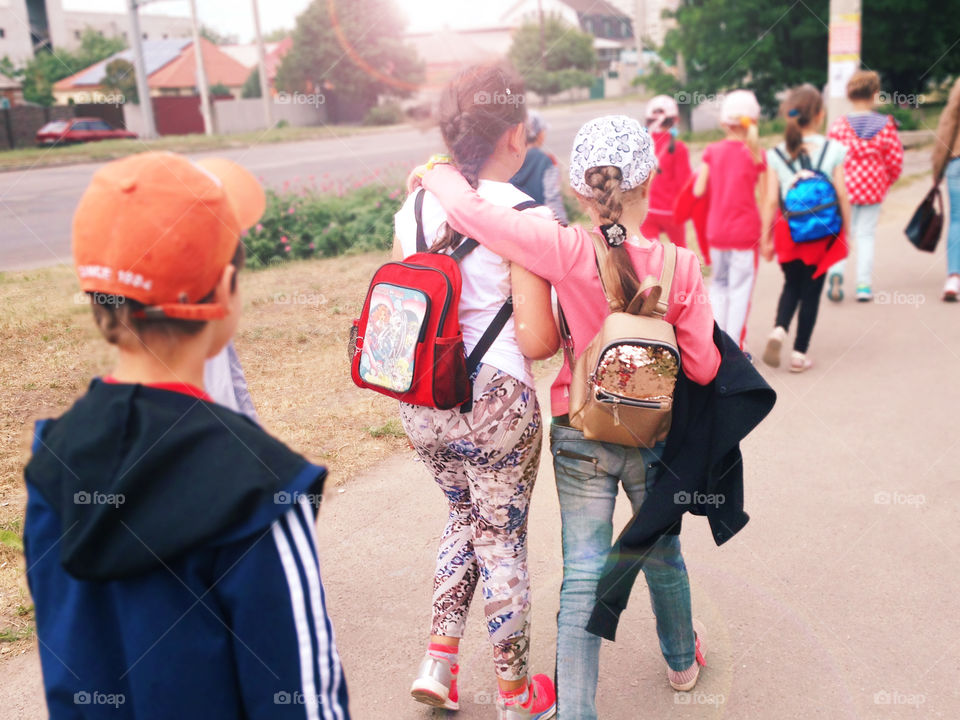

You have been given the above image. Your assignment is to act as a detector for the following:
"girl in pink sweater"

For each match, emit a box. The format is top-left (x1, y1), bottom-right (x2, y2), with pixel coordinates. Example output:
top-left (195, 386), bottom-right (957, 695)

top-left (420, 115), bottom-right (719, 719)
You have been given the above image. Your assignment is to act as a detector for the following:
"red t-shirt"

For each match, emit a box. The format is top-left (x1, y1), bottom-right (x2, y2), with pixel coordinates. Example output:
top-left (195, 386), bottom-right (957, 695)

top-left (102, 376), bottom-right (213, 402)
top-left (647, 132), bottom-right (692, 216)
top-left (702, 139), bottom-right (766, 251)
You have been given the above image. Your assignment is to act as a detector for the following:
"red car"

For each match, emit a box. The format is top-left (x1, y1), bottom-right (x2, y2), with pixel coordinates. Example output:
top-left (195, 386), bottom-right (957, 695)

top-left (35, 117), bottom-right (137, 146)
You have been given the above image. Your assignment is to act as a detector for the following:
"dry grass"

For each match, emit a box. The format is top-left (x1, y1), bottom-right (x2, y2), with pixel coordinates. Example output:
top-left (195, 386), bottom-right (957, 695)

top-left (0, 250), bottom-right (412, 659)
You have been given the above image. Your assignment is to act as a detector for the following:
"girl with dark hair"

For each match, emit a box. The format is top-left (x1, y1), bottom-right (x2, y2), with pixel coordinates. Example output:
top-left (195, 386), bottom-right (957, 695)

top-left (414, 114), bottom-right (719, 720)
top-left (760, 84), bottom-right (851, 373)
top-left (392, 64), bottom-right (559, 720)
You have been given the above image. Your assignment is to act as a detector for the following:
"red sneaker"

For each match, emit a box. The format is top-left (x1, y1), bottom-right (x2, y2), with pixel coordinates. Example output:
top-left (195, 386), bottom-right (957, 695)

top-left (497, 674), bottom-right (556, 719)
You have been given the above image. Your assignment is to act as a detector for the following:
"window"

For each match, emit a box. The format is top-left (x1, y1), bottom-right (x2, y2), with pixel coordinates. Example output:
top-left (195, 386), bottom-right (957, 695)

top-left (0, 28), bottom-right (6, 39)
top-left (74, 30), bottom-right (81, 40)
top-left (72, 121), bottom-right (91, 131)
top-left (142, 32), bottom-right (148, 39)
top-left (584, 18), bottom-right (593, 34)
top-left (90, 120), bottom-right (113, 131)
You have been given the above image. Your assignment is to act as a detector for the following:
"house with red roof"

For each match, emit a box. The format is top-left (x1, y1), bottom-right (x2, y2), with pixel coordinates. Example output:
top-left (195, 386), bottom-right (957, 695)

top-left (52, 37), bottom-right (251, 105)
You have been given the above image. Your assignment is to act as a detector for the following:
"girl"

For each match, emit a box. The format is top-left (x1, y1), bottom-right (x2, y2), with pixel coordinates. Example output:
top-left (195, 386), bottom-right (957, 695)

top-left (417, 114), bottom-right (719, 720)
top-left (693, 90), bottom-right (766, 352)
top-left (760, 84), bottom-right (851, 372)
top-left (826, 70), bottom-right (904, 302)
top-left (640, 95), bottom-right (692, 250)
top-left (393, 65), bottom-right (559, 720)
top-left (932, 75), bottom-right (960, 302)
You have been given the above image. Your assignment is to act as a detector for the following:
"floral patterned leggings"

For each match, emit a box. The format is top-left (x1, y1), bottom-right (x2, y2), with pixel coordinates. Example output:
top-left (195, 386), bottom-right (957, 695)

top-left (399, 364), bottom-right (542, 682)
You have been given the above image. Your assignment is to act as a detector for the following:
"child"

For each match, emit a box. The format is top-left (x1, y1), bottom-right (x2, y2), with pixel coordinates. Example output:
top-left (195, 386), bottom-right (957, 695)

top-left (511, 110), bottom-right (569, 223)
top-left (395, 65), bottom-right (559, 720)
top-left (417, 114), bottom-right (719, 720)
top-left (641, 94), bottom-right (693, 249)
top-left (826, 70), bottom-right (904, 301)
top-left (693, 90), bottom-right (766, 351)
top-left (761, 85), bottom-right (851, 372)
top-left (23, 152), bottom-right (350, 720)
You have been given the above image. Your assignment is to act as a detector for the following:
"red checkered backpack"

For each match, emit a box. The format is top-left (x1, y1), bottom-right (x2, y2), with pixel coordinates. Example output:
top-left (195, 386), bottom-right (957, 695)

top-left (350, 189), bottom-right (536, 410)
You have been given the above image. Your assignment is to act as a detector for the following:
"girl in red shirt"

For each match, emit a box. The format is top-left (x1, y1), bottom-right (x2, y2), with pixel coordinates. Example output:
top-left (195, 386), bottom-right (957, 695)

top-left (693, 90), bottom-right (767, 352)
top-left (641, 95), bottom-right (692, 250)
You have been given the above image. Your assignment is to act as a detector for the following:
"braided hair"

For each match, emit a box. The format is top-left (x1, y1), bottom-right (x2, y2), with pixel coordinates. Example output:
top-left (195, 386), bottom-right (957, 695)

top-left (432, 64), bottom-right (526, 252)
top-left (583, 165), bottom-right (644, 304)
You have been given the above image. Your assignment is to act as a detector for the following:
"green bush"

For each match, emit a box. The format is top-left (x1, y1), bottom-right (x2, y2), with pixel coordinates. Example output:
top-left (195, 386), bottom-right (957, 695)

top-left (886, 105), bottom-right (920, 131)
top-left (243, 174), bottom-right (406, 269)
top-left (363, 102), bottom-right (405, 126)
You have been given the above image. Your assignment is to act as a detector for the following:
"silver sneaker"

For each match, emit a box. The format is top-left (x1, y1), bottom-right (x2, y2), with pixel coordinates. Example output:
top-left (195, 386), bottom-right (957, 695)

top-left (410, 653), bottom-right (459, 710)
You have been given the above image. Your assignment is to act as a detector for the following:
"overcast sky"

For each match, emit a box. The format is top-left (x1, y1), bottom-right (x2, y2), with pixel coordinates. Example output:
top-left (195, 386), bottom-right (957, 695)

top-left (63, 0), bottom-right (514, 42)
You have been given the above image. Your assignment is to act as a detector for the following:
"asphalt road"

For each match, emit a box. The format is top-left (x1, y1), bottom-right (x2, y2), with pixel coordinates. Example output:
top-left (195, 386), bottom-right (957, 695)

top-left (2, 168), bottom-right (958, 720)
top-left (0, 101), bottom-right (643, 271)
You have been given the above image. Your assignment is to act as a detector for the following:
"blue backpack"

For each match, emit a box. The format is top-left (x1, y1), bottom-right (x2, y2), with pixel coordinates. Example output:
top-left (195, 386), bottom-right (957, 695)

top-left (774, 141), bottom-right (842, 243)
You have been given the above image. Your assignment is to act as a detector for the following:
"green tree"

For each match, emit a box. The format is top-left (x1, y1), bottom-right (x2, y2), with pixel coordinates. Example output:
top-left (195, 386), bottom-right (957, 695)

top-left (861, 0), bottom-right (960, 98)
top-left (650, 0), bottom-right (829, 114)
top-left (11, 28), bottom-right (126, 106)
top-left (508, 17), bottom-right (596, 102)
top-left (274, 0), bottom-right (423, 109)
top-left (200, 25), bottom-right (238, 45)
top-left (264, 28), bottom-right (291, 42)
top-left (242, 68), bottom-right (262, 98)
top-left (100, 58), bottom-right (138, 103)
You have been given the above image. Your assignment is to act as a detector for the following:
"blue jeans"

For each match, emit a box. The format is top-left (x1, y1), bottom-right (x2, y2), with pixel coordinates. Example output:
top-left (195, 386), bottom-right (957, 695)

top-left (946, 158), bottom-right (960, 276)
top-left (550, 423), bottom-right (695, 720)
top-left (829, 203), bottom-right (882, 287)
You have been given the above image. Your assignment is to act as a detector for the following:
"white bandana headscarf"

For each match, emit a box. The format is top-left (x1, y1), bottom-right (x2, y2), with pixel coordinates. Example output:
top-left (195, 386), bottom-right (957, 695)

top-left (569, 115), bottom-right (657, 197)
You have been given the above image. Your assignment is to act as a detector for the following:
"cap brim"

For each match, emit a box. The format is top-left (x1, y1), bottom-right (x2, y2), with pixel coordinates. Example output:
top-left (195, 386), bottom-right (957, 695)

top-left (134, 302), bottom-right (227, 321)
top-left (195, 158), bottom-right (266, 230)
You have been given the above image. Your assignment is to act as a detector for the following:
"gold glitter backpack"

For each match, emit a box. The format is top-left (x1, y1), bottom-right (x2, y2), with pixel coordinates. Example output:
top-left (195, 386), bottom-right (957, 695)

top-left (564, 236), bottom-right (681, 448)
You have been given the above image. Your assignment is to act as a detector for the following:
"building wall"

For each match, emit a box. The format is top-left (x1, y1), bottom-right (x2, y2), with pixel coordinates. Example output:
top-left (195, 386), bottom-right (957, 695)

top-left (0, 0), bottom-right (35, 65)
top-left (59, 10), bottom-right (193, 48)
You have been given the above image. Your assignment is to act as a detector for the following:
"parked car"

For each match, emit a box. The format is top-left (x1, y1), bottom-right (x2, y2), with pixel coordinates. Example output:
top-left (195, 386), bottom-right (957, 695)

top-left (35, 117), bottom-right (137, 146)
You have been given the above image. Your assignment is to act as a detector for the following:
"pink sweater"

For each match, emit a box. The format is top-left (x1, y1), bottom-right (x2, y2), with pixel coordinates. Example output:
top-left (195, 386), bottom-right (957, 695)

top-left (422, 165), bottom-right (721, 416)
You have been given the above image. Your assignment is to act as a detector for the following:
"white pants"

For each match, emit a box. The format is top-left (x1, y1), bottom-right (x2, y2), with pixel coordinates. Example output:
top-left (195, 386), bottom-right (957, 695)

top-left (710, 249), bottom-right (756, 347)
top-left (829, 203), bottom-right (882, 288)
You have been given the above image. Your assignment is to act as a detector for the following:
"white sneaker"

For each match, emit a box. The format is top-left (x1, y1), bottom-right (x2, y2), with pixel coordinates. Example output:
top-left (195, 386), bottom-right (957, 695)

top-left (943, 275), bottom-right (960, 302)
top-left (790, 351), bottom-right (813, 373)
top-left (762, 327), bottom-right (787, 368)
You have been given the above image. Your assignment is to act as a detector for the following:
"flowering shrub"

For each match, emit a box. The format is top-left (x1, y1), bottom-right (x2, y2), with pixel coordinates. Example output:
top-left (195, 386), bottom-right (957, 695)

top-left (243, 168), bottom-right (408, 269)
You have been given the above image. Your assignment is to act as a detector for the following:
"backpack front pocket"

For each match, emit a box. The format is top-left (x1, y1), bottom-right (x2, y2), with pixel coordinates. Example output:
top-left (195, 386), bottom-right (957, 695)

top-left (358, 282), bottom-right (430, 393)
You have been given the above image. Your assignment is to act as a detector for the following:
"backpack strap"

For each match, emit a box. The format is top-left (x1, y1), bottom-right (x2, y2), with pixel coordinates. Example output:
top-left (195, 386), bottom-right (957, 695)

top-left (624, 241), bottom-right (677, 318)
top-left (773, 146), bottom-right (795, 173)
top-left (414, 188), bottom-right (427, 253)
top-left (814, 139), bottom-right (830, 173)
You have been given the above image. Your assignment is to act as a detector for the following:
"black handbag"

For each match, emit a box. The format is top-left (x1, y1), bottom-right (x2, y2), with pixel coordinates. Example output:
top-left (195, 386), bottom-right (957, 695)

top-left (905, 186), bottom-right (944, 253)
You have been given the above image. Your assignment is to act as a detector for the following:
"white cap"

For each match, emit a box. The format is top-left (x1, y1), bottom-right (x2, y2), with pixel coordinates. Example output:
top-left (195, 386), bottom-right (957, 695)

top-left (569, 115), bottom-right (657, 196)
top-left (645, 95), bottom-right (679, 119)
top-left (720, 90), bottom-right (761, 126)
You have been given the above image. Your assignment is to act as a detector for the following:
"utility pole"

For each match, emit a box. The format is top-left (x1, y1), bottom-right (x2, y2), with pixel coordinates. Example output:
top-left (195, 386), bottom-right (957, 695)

top-left (126, 0), bottom-right (157, 138)
top-left (538, 0), bottom-right (545, 70)
top-left (188, 0), bottom-right (214, 136)
top-left (826, 0), bottom-right (861, 125)
top-left (251, 0), bottom-right (273, 129)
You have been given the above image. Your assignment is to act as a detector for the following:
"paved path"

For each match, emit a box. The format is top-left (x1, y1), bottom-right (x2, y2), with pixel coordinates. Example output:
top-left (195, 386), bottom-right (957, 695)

top-left (2, 174), bottom-right (958, 719)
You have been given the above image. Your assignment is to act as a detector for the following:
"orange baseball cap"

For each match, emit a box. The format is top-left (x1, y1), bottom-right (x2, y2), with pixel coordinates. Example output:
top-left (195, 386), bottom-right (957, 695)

top-left (72, 152), bottom-right (266, 321)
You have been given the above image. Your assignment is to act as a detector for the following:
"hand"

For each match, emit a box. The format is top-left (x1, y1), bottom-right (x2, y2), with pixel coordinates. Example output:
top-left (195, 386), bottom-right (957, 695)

top-left (406, 165), bottom-right (428, 194)
top-left (760, 236), bottom-right (774, 262)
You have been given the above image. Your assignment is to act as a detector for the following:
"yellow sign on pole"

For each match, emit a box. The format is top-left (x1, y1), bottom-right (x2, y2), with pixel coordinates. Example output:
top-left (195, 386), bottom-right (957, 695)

top-left (828, 12), bottom-right (861, 99)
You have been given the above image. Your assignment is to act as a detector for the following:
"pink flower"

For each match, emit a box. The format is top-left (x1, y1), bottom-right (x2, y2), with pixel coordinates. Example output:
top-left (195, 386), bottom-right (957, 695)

top-left (284, 246), bottom-right (291, 253)
top-left (308, 242), bottom-right (315, 250)
top-left (389, 189), bottom-right (401, 200)
top-left (256, 223), bottom-right (263, 232)
top-left (288, 206), bottom-right (295, 214)
top-left (281, 235), bottom-right (289, 244)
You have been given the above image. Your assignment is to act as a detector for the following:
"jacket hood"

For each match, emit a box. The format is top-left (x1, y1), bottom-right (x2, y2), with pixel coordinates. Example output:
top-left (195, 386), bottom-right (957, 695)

top-left (25, 380), bottom-right (324, 581)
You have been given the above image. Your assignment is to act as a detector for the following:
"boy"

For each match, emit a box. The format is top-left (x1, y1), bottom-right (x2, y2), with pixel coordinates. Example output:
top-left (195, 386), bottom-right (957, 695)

top-left (23, 152), bottom-right (350, 720)
top-left (827, 70), bottom-right (904, 301)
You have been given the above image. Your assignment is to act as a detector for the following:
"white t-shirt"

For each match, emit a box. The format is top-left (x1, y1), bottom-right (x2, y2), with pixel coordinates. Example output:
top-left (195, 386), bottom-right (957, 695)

top-left (395, 180), bottom-right (545, 389)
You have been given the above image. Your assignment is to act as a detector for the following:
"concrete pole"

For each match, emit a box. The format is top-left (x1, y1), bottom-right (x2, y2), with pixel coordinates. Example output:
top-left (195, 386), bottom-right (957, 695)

top-left (127, 0), bottom-right (157, 138)
top-left (251, 0), bottom-right (273, 129)
top-left (188, 0), bottom-right (214, 135)
top-left (826, 0), bottom-right (861, 126)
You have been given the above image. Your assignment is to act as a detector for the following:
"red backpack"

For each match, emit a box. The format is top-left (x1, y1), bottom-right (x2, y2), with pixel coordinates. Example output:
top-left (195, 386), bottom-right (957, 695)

top-left (350, 190), bottom-right (535, 410)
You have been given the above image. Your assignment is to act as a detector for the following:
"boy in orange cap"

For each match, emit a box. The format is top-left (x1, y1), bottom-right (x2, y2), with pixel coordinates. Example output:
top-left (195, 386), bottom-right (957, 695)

top-left (23, 152), bottom-right (350, 720)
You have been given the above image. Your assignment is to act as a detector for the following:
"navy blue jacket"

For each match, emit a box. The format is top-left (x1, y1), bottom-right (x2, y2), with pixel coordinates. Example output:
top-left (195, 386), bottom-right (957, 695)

top-left (587, 326), bottom-right (776, 640)
top-left (24, 380), bottom-right (350, 719)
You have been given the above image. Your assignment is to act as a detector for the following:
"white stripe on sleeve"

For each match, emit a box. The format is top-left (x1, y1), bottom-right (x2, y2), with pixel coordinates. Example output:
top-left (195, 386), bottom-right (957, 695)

top-left (272, 516), bottom-right (321, 720)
